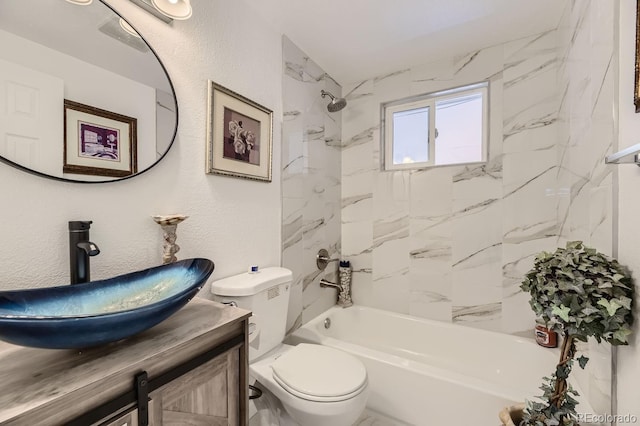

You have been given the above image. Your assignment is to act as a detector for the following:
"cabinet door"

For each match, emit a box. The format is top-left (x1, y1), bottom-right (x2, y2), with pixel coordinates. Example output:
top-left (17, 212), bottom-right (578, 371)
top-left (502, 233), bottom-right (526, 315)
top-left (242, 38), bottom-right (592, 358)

top-left (149, 347), bottom-right (240, 426)
top-left (96, 407), bottom-right (138, 426)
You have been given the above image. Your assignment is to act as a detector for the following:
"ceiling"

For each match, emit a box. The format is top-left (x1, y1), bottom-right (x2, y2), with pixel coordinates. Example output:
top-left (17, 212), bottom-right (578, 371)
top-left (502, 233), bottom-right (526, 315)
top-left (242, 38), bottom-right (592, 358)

top-left (243, 0), bottom-right (568, 85)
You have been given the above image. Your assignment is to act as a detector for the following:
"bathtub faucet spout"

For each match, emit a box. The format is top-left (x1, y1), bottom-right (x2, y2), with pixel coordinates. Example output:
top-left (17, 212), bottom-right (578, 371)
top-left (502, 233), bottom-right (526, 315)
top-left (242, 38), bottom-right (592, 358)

top-left (319, 279), bottom-right (339, 289)
top-left (320, 278), bottom-right (353, 308)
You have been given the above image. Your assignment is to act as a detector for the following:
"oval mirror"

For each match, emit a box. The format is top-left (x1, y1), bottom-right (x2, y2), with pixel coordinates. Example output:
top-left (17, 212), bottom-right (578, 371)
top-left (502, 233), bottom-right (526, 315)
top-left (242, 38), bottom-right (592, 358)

top-left (0, 0), bottom-right (177, 183)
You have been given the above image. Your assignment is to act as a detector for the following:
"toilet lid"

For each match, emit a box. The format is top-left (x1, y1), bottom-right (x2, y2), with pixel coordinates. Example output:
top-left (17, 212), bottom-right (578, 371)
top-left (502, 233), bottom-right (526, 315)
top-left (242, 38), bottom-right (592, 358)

top-left (271, 344), bottom-right (367, 402)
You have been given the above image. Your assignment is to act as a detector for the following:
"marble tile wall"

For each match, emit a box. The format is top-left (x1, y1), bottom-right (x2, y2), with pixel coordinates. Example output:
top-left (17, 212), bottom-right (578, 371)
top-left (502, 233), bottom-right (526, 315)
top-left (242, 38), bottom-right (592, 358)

top-left (556, 0), bottom-right (616, 417)
top-left (340, 0), bottom-right (615, 416)
top-left (281, 36), bottom-right (342, 333)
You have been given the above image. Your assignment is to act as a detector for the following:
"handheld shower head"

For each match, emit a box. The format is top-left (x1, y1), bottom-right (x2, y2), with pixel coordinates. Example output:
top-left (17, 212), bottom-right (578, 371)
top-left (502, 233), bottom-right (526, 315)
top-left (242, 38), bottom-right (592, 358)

top-left (321, 90), bottom-right (347, 112)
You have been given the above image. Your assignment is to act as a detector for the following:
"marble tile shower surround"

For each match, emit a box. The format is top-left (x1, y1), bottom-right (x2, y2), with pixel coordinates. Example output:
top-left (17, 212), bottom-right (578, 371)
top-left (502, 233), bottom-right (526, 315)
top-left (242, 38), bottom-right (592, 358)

top-left (339, 0), bottom-right (615, 417)
top-left (341, 30), bottom-right (561, 333)
top-left (281, 36), bottom-right (342, 333)
top-left (556, 0), bottom-right (616, 417)
top-left (279, 0), bottom-right (612, 415)
top-left (342, 10), bottom-right (614, 329)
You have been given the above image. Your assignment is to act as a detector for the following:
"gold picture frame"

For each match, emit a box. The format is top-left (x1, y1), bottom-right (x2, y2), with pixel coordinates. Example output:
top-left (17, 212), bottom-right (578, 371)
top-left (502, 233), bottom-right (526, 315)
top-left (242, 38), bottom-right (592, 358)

top-left (206, 81), bottom-right (273, 182)
top-left (633, 1), bottom-right (640, 112)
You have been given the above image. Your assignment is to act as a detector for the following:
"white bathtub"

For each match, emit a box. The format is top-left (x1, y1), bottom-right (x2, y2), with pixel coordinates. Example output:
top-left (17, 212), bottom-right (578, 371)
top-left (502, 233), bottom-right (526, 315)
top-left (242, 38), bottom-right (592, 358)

top-left (288, 305), bottom-right (596, 426)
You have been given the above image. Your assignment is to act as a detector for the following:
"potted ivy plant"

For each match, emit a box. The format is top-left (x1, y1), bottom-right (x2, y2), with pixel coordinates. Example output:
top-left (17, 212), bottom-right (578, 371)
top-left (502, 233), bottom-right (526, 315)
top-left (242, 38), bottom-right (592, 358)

top-left (503, 241), bottom-right (634, 426)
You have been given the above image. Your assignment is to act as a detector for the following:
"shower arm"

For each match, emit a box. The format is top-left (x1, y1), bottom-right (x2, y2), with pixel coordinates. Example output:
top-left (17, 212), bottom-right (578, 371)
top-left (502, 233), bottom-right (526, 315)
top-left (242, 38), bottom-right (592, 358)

top-left (320, 90), bottom-right (335, 100)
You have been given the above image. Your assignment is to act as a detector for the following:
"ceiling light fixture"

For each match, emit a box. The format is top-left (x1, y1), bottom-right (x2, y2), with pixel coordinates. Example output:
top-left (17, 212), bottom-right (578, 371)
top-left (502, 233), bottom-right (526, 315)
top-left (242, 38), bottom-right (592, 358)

top-left (150, 0), bottom-right (192, 20)
top-left (65, 0), bottom-right (93, 5)
top-left (128, 0), bottom-right (192, 23)
top-left (119, 18), bottom-right (141, 38)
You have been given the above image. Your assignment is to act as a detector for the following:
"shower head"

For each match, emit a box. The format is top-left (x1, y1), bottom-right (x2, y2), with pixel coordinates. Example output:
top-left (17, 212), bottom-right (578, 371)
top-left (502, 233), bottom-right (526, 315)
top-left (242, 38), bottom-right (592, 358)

top-left (321, 90), bottom-right (347, 112)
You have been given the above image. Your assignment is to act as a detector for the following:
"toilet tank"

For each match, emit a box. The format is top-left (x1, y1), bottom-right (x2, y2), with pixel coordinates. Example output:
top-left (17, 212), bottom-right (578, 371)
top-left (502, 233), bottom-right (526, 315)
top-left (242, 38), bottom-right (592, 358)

top-left (211, 267), bottom-right (292, 361)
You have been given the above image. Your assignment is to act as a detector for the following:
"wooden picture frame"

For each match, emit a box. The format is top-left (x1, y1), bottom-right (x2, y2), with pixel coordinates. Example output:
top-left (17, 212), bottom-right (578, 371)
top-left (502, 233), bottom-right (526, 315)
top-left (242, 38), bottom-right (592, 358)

top-left (206, 81), bottom-right (273, 182)
top-left (63, 100), bottom-right (137, 177)
top-left (635, 0), bottom-right (640, 112)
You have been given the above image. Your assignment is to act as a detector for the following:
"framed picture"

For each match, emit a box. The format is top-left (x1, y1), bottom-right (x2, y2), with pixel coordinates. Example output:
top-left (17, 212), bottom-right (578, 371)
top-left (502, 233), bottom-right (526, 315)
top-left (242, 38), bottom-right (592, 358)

top-left (636, 0), bottom-right (640, 112)
top-left (206, 81), bottom-right (273, 182)
top-left (63, 100), bottom-right (137, 177)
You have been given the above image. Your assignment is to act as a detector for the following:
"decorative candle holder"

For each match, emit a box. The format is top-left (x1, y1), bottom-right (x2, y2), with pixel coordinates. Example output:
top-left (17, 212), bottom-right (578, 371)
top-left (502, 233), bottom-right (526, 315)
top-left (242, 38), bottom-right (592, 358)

top-left (152, 214), bottom-right (189, 264)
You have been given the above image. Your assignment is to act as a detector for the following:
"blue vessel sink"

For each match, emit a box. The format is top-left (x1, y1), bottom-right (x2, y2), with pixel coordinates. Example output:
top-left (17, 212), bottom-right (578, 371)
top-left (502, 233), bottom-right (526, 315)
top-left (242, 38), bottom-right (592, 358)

top-left (0, 258), bottom-right (214, 349)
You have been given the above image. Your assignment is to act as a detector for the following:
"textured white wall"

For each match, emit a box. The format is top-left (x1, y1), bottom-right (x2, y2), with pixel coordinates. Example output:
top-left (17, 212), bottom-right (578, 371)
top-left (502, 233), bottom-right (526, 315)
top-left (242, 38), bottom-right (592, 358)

top-left (616, 0), bottom-right (640, 419)
top-left (0, 0), bottom-right (282, 292)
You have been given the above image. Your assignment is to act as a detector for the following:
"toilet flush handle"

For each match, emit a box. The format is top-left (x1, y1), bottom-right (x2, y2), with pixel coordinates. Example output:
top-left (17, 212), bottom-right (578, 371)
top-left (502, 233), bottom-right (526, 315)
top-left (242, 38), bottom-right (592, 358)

top-left (247, 315), bottom-right (260, 344)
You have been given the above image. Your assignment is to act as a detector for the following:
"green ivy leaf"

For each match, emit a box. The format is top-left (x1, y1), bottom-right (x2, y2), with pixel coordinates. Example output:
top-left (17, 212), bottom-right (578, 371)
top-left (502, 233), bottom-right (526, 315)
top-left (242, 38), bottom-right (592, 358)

top-left (618, 296), bottom-right (632, 310)
top-left (577, 355), bottom-right (589, 369)
top-left (559, 270), bottom-right (575, 280)
top-left (597, 299), bottom-right (621, 317)
top-left (552, 305), bottom-right (571, 322)
top-left (567, 241), bottom-right (582, 250)
top-left (581, 305), bottom-right (600, 316)
top-left (612, 273), bottom-right (625, 282)
top-left (612, 328), bottom-right (633, 344)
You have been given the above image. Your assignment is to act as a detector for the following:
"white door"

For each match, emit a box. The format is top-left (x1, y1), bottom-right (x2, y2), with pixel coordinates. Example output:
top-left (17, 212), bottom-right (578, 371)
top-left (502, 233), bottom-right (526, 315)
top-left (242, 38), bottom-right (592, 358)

top-left (0, 58), bottom-right (64, 177)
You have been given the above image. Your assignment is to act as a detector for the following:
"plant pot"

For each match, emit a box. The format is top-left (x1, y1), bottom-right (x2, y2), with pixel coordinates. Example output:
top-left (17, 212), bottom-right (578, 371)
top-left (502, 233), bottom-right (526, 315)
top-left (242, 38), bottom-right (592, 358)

top-left (498, 404), bottom-right (525, 426)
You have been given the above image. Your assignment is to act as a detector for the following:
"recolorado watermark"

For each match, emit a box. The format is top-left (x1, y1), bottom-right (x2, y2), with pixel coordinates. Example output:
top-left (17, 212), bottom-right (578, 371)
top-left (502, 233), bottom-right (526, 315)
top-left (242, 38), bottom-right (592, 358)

top-left (578, 413), bottom-right (638, 423)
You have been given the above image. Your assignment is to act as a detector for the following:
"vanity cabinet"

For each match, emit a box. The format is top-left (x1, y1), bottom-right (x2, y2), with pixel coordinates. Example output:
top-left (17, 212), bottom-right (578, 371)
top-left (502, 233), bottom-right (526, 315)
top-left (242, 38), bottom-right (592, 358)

top-left (94, 345), bottom-right (241, 426)
top-left (98, 409), bottom-right (141, 426)
top-left (149, 347), bottom-right (240, 425)
top-left (0, 299), bottom-right (250, 426)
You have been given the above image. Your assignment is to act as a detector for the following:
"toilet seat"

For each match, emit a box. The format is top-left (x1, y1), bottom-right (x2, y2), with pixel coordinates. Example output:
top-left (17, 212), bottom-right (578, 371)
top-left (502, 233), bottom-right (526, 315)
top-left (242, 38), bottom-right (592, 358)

top-left (271, 343), bottom-right (367, 402)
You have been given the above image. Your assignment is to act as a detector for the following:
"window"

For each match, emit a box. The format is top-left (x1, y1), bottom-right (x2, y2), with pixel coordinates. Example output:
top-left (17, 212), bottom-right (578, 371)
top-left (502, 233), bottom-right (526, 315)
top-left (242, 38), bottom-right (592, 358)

top-left (382, 82), bottom-right (488, 170)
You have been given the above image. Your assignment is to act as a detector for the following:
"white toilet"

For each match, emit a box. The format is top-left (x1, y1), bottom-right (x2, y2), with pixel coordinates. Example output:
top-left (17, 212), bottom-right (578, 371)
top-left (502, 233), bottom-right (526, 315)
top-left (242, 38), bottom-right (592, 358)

top-left (211, 267), bottom-right (368, 426)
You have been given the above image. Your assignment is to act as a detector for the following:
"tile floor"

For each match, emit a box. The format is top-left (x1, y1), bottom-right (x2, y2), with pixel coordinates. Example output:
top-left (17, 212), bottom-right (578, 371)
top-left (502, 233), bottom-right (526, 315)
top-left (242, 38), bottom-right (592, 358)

top-left (249, 385), bottom-right (411, 426)
top-left (354, 409), bottom-right (412, 426)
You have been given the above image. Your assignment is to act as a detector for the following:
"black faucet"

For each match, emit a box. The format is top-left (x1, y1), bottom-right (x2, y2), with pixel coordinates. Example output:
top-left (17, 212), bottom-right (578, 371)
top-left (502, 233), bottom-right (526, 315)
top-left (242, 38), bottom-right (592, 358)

top-left (69, 221), bottom-right (100, 285)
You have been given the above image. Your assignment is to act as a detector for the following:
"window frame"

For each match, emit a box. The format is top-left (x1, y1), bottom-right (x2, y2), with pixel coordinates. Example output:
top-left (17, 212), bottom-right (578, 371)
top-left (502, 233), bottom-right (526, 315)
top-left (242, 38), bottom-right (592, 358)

top-left (381, 82), bottom-right (489, 171)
